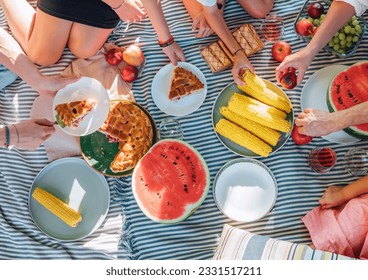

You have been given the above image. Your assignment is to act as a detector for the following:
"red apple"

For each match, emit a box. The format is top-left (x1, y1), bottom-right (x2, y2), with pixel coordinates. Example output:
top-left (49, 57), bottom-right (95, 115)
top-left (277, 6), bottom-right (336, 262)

top-left (307, 2), bottom-right (324, 19)
top-left (121, 65), bottom-right (138, 83)
top-left (123, 44), bottom-right (145, 67)
top-left (105, 48), bottom-right (123, 65)
top-left (291, 125), bottom-right (313, 145)
top-left (277, 67), bottom-right (297, 89)
top-left (271, 41), bottom-right (292, 62)
top-left (296, 18), bottom-right (314, 36)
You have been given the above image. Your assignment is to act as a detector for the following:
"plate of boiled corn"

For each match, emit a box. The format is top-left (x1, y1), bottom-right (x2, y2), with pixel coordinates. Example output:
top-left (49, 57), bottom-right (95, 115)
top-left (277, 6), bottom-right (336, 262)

top-left (28, 157), bottom-right (110, 241)
top-left (212, 70), bottom-right (294, 158)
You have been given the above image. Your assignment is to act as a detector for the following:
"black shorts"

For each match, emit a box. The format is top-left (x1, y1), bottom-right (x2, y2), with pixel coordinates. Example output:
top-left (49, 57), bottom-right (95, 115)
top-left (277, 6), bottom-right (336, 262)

top-left (37, 0), bottom-right (120, 29)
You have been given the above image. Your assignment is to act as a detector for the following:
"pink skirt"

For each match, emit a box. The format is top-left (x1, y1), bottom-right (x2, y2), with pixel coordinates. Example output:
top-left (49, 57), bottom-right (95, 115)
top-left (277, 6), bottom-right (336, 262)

top-left (302, 193), bottom-right (368, 259)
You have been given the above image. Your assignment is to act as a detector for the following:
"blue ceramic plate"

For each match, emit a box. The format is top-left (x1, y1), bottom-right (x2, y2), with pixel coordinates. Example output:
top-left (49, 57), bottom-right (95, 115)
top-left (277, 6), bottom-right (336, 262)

top-left (29, 157), bottom-right (110, 241)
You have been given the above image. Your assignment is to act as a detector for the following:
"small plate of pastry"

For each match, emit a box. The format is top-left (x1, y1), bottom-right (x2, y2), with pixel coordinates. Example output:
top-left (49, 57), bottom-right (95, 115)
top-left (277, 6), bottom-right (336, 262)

top-left (53, 77), bottom-right (110, 136)
top-left (79, 100), bottom-right (157, 177)
top-left (151, 62), bottom-right (207, 116)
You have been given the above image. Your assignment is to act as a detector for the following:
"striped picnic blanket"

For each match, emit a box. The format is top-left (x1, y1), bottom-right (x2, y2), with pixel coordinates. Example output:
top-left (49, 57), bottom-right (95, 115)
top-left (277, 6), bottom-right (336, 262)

top-left (1, 0), bottom-right (368, 259)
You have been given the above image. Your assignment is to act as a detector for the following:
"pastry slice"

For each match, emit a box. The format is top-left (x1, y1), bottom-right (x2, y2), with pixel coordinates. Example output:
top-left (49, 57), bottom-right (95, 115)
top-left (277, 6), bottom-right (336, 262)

top-left (168, 67), bottom-right (204, 100)
top-left (55, 99), bottom-right (96, 128)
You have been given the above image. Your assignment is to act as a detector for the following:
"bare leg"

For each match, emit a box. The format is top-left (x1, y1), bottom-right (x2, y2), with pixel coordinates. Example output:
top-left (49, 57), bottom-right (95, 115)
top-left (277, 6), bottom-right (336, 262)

top-left (0, 0), bottom-right (36, 48)
top-left (68, 24), bottom-right (113, 59)
top-left (237, 0), bottom-right (274, 19)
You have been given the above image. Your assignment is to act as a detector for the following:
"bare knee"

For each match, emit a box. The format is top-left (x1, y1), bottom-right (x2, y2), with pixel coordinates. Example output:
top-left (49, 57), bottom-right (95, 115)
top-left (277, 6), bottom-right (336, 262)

top-left (238, 0), bottom-right (274, 19)
top-left (26, 50), bottom-right (62, 66)
top-left (68, 42), bottom-right (99, 59)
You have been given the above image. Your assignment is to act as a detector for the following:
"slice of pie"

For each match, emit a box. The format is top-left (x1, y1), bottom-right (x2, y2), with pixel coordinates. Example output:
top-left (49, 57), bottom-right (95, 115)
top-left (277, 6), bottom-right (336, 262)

top-left (55, 99), bottom-right (96, 128)
top-left (168, 67), bottom-right (204, 100)
top-left (99, 101), bottom-right (153, 173)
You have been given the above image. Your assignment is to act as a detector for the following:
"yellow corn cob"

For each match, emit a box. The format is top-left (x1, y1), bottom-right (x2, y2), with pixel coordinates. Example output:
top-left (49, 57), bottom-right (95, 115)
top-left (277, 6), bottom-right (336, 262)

top-left (32, 187), bottom-right (82, 227)
top-left (215, 119), bottom-right (272, 157)
top-left (228, 98), bottom-right (292, 133)
top-left (220, 106), bottom-right (281, 146)
top-left (231, 92), bottom-right (287, 119)
top-left (238, 70), bottom-right (292, 113)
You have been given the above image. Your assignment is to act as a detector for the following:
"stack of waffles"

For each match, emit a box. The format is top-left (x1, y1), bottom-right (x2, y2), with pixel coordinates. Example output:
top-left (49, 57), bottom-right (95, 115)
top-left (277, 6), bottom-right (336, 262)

top-left (200, 24), bottom-right (264, 73)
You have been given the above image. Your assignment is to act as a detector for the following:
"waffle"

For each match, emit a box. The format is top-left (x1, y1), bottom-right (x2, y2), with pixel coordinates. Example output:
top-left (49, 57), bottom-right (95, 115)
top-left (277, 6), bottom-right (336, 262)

top-left (99, 101), bottom-right (153, 173)
top-left (200, 42), bottom-right (232, 73)
top-left (232, 29), bottom-right (253, 56)
top-left (201, 23), bottom-right (264, 73)
top-left (168, 66), bottom-right (204, 100)
top-left (55, 99), bottom-right (96, 128)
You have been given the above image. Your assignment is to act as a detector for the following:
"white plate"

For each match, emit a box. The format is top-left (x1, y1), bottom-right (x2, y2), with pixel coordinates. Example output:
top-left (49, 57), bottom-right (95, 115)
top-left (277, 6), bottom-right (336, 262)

top-left (151, 62), bottom-right (207, 116)
top-left (301, 65), bottom-right (359, 144)
top-left (213, 158), bottom-right (277, 223)
top-left (53, 77), bottom-right (110, 136)
top-left (29, 157), bottom-right (110, 241)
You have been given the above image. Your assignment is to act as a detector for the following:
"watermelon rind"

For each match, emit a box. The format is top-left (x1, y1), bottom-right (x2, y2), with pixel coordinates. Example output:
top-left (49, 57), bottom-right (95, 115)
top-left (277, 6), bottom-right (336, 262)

top-left (327, 61), bottom-right (368, 140)
top-left (131, 139), bottom-right (210, 224)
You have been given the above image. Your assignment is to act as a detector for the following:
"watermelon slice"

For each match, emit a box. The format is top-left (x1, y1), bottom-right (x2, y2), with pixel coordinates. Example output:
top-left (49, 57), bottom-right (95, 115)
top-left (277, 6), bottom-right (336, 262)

top-left (327, 61), bottom-right (368, 139)
top-left (132, 139), bottom-right (210, 223)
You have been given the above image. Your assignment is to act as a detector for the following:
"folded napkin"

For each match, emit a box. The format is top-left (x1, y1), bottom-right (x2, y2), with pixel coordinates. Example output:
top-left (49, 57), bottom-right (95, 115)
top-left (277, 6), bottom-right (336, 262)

top-left (31, 43), bottom-right (136, 162)
top-left (302, 193), bottom-right (368, 259)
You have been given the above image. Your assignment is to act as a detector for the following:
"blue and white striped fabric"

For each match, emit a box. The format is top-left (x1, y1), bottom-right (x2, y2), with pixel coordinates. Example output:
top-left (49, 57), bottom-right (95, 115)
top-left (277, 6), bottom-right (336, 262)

top-left (214, 224), bottom-right (355, 260)
top-left (1, 0), bottom-right (368, 260)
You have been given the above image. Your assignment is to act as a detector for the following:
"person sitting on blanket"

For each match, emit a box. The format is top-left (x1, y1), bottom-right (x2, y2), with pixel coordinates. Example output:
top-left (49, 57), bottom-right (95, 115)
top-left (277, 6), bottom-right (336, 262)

top-left (302, 175), bottom-right (368, 259)
top-left (276, 0), bottom-right (368, 137)
top-left (0, 26), bottom-right (78, 150)
top-left (0, 0), bottom-right (185, 66)
top-left (181, 0), bottom-right (274, 85)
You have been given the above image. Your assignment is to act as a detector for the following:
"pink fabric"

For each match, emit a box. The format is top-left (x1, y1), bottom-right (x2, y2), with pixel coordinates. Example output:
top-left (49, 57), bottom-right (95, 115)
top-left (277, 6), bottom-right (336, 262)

top-left (302, 193), bottom-right (368, 259)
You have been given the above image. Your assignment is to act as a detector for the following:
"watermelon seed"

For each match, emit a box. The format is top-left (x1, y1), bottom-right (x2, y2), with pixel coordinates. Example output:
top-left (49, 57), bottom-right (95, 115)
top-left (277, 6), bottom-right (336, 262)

top-left (186, 156), bottom-right (190, 160)
top-left (173, 162), bottom-right (177, 165)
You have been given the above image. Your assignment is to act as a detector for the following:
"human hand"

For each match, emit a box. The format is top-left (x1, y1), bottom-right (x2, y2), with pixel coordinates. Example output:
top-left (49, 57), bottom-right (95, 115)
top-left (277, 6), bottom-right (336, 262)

top-left (11, 119), bottom-right (55, 150)
top-left (32, 75), bottom-right (80, 98)
top-left (319, 185), bottom-right (347, 209)
top-left (295, 108), bottom-right (339, 136)
top-left (232, 51), bottom-right (254, 86)
top-left (276, 48), bottom-right (314, 85)
top-left (111, 0), bottom-right (146, 22)
top-left (161, 42), bottom-right (186, 66)
top-left (192, 12), bottom-right (214, 38)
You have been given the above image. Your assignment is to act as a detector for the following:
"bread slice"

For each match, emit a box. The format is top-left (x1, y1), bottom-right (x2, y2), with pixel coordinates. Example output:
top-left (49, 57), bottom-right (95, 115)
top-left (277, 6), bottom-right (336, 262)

top-left (168, 66), bottom-right (204, 100)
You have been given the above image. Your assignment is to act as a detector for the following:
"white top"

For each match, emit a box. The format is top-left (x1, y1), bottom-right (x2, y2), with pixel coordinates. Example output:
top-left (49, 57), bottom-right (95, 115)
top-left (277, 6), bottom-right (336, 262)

top-left (338, 0), bottom-right (368, 16)
top-left (196, 0), bottom-right (217, 6)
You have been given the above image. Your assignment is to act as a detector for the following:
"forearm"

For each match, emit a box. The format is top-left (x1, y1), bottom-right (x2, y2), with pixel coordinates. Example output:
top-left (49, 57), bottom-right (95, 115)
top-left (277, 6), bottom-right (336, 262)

top-left (202, 5), bottom-right (241, 54)
top-left (335, 101), bottom-right (368, 130)
top-left (342, 175), bottom-right (368, 200)
top-left (141, 0), bottom-right (171, 42)
top-left (0, 125), bottom-right (19, 148)
top-left (0, 28), bottom-right (42, 88)
top-left (182, 0), bottom-right (204, 20)
top-left (304, 1), bottom-right (355, 57)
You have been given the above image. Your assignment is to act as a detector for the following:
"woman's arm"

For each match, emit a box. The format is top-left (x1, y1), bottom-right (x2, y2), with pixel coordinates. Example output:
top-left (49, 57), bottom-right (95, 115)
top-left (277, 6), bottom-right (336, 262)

top-left (276, 1), bottom-right (355, 84)
top-left (140, 0), bottom-right (186, 65)
top-left (319, 175), bottom-right (368, 209)
top-left (101, 0), bottom-right (146, 22)
top-left (201, 4), bottom-right (254, 84)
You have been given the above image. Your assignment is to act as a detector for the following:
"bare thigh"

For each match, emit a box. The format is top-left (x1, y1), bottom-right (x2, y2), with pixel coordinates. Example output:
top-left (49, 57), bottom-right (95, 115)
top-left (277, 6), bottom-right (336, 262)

top-left (26, 10), bottom-right (113, 66)
top-left (68, 24), bottom-right (113, 59)
top-left (25, 9), bottom-right (72, 66)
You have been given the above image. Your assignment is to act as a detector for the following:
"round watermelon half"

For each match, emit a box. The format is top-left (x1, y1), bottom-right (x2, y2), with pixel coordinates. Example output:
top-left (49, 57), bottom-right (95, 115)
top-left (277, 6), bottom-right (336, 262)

top-left (327, 61), bottom-right (368, 139)
top-left (131, 139), bottom-right (210, 224)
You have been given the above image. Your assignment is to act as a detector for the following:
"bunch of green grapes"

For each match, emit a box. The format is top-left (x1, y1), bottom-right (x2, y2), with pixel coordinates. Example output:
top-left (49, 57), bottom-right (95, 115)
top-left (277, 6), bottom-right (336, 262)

top-left (308, 15), bottom-right (363, 54)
